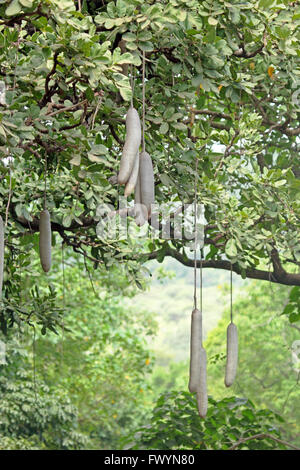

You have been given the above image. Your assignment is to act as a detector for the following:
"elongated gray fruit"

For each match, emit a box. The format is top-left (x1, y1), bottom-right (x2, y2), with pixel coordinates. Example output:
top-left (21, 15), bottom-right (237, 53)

top-left (188, 308), bottom-right (203, 393)
top-left (39, 210), bottom-right (51, 273)
top-left (118, 106), bottom-right (141, 184)
top-left (196, 348), bottom-right (208, 419)
top-left (225, 322), bottom-right (238, 387)
top-left (134, 174), bottom-right (147, 227)
top-left (124, 150), bottom-right (139, 197)
top-left (139, 151), bottom-right (155, 216)
top-left (0, 216), bottom-right (4, 297)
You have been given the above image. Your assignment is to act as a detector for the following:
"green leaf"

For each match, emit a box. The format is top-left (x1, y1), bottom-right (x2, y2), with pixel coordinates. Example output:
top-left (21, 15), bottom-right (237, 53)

top-left (0, 125), bottom-right (6, 142)
top-left (126, 42), bottom-right (138, 51)
top-left (19, 0), bottom-right (33, 7)
top-left (62, 213), bottom-right (73, 228)
top-left (289, 287), bottom-right (300, 302)
top-left (88, 154), bottom-right (105, 163)
top-left (116, 52), bottom-right (133, 64)
top-left (137, 31), bottom-right (152, 41)
top-left (208, 17), bottom-right (218, 26)
top-left (159, 122), bottom-right (169, 134)
top-left (225, 239), bottom-right (238, 258)
top-left (289, 312), bottom-right (300, 323)
top-left (177, 10), bottom-right (187, 22)
top-left (274, 180), bottom-right (286, 187)
top-left (139, 41), bottom-right (153, 52)
top-left (119, 85), bottom-right (132, 101)
top-left (5, 0), bottom-right (22, 16)
top-left (122, 32), bottom-right (136, 42)
top-left (172, 122), bottom-right (187, 131)
top-left (116, 0), bottom-right (127, 17)
top-left (160, 174), bottom-right (173, 187)
top-left (70, 155), bottom-right (81, 166)
top-left (90, 144), bottom-right (107, 155)
top-left (259, 0), bottom-right (276, 8)
top-left (289, 311), bottom-right (300, 323)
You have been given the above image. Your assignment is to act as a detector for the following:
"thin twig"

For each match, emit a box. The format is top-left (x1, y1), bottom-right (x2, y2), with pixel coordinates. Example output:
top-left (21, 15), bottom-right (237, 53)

top-left (193, 157), bottom-right (198, 310)
top-left (43, 154), bottom-right (47, 210)
top-left (214, 129), bottom-right (239, 177)
top-left (228, 432), bottom-right (300, 450)
top-left (5, 163), bottom-right (12, 227)
top-left (282, 371), bottom-right (300, 414)
top-left (61, 242), bottom-right (65, 366)
top-left (43, 99), bottom-right (87, 118)
top-left (91, 95), bottom-right (103, 130)
top-left (84, 255), bottom-right (97, 296)
top-left (142, 51), bottom-right (146, 153)
top-left (108, 122), bottom-right (124, 146)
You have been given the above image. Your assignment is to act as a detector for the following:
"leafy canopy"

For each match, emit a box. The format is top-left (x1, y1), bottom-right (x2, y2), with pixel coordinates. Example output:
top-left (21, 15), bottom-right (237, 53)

top-left (0, 0), bottom-right (299, 329)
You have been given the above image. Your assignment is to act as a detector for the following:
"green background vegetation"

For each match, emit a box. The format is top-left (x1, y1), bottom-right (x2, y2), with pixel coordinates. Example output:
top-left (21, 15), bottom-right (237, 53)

top-left (0, 253), bottom-right (299, 449)
top-left (0, 0), bottom-right (299, 451)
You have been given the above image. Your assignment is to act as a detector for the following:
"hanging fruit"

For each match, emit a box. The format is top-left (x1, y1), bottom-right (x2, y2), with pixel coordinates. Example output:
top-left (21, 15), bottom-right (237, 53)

top-left (117, 106), bottom-right (141, 185)
top-left (196, 349), bottom-right (208, 419)
top-left (224, 266), bottom-right (238, 387)
top-left (124, 150), bottom-right (140, 197)
top-left (39, 209), bottom-right (52, 273)
top-left (134, 170), bottom-right (147, 227)
top-left (188, 169), bottom-right (208, 418)
top-left (188, 308), bottom-right (203, 393)
top-left (139, 151), bottom-right (155, 217)
top-left (224, 322), bottom-right (238, 387)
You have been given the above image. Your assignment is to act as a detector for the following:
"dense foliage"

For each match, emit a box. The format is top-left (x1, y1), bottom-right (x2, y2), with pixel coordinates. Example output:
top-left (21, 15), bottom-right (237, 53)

top-left (0, 250), bottom-right (156, 449)
top-left (34, 252), bottom-right (156, 448)
top-left (0, 338), bottom-right (87, 449)
top-left (123, 391), bottom-right (289, 450)
top-left (0, 0), bottom-right (299, 451)
top-left (204, 280), bottom-right (300, 445)
top-left (0, 1), bottom-right (299, 335)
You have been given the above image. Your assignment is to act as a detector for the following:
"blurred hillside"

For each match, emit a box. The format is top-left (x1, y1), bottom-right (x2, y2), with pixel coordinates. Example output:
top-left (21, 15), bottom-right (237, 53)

top-left (126, 257), bottom-right (246, 366)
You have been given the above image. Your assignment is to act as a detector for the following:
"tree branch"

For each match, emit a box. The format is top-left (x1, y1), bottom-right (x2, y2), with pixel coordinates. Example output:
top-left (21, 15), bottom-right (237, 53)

top-left (145, 245), bottom-right (300, 286)
top-left (9, 208), bottom-right (300, 286)
top-left (0, 3), bottom-right (46, 26)
top-left (233, 44), bottom-right (264, 58)
top-left (39, 51), bottom-right (60, 107)
top-left (108, 122), bottom-right (124, 146)
top-left (228, 433), bottom-right (300, 450)
top-left (189, 109), bottom-right (235, 121)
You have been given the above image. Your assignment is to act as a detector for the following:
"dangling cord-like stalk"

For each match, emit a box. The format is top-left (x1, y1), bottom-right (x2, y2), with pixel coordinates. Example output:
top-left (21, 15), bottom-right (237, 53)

top-left (5, 159), bottom-right (12, 227)
top-left (188, 157), bottom-right (199, 393)
top-left (84, 253), bottom-right (97, 297)
top-left (61, 242), bottom-right (65, 366)
top-left (268, 261), bottom-right (276, 294)
top-left (193, 158), bottom-right (199, 311)
top-left (130, 64), bottom-right (135, 108)
top-left (230, 262), bottom-right (233, 323)
top-left (2, 157), bottom-right (12, 301)
top-left (32, 325), bottom-right (38, 402)
top-left (142, 51), bottom-right (146, 153)
top-left (196, 180), bottom-right (207, 418)
top-left (200, 249), bottom-right (203, 346)
top-left (193, 237), bottom-right (197, 310)
top-left (43, 154), bottom-right (47, 210)
top-left (225, 262), bottom-right (238, 387)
